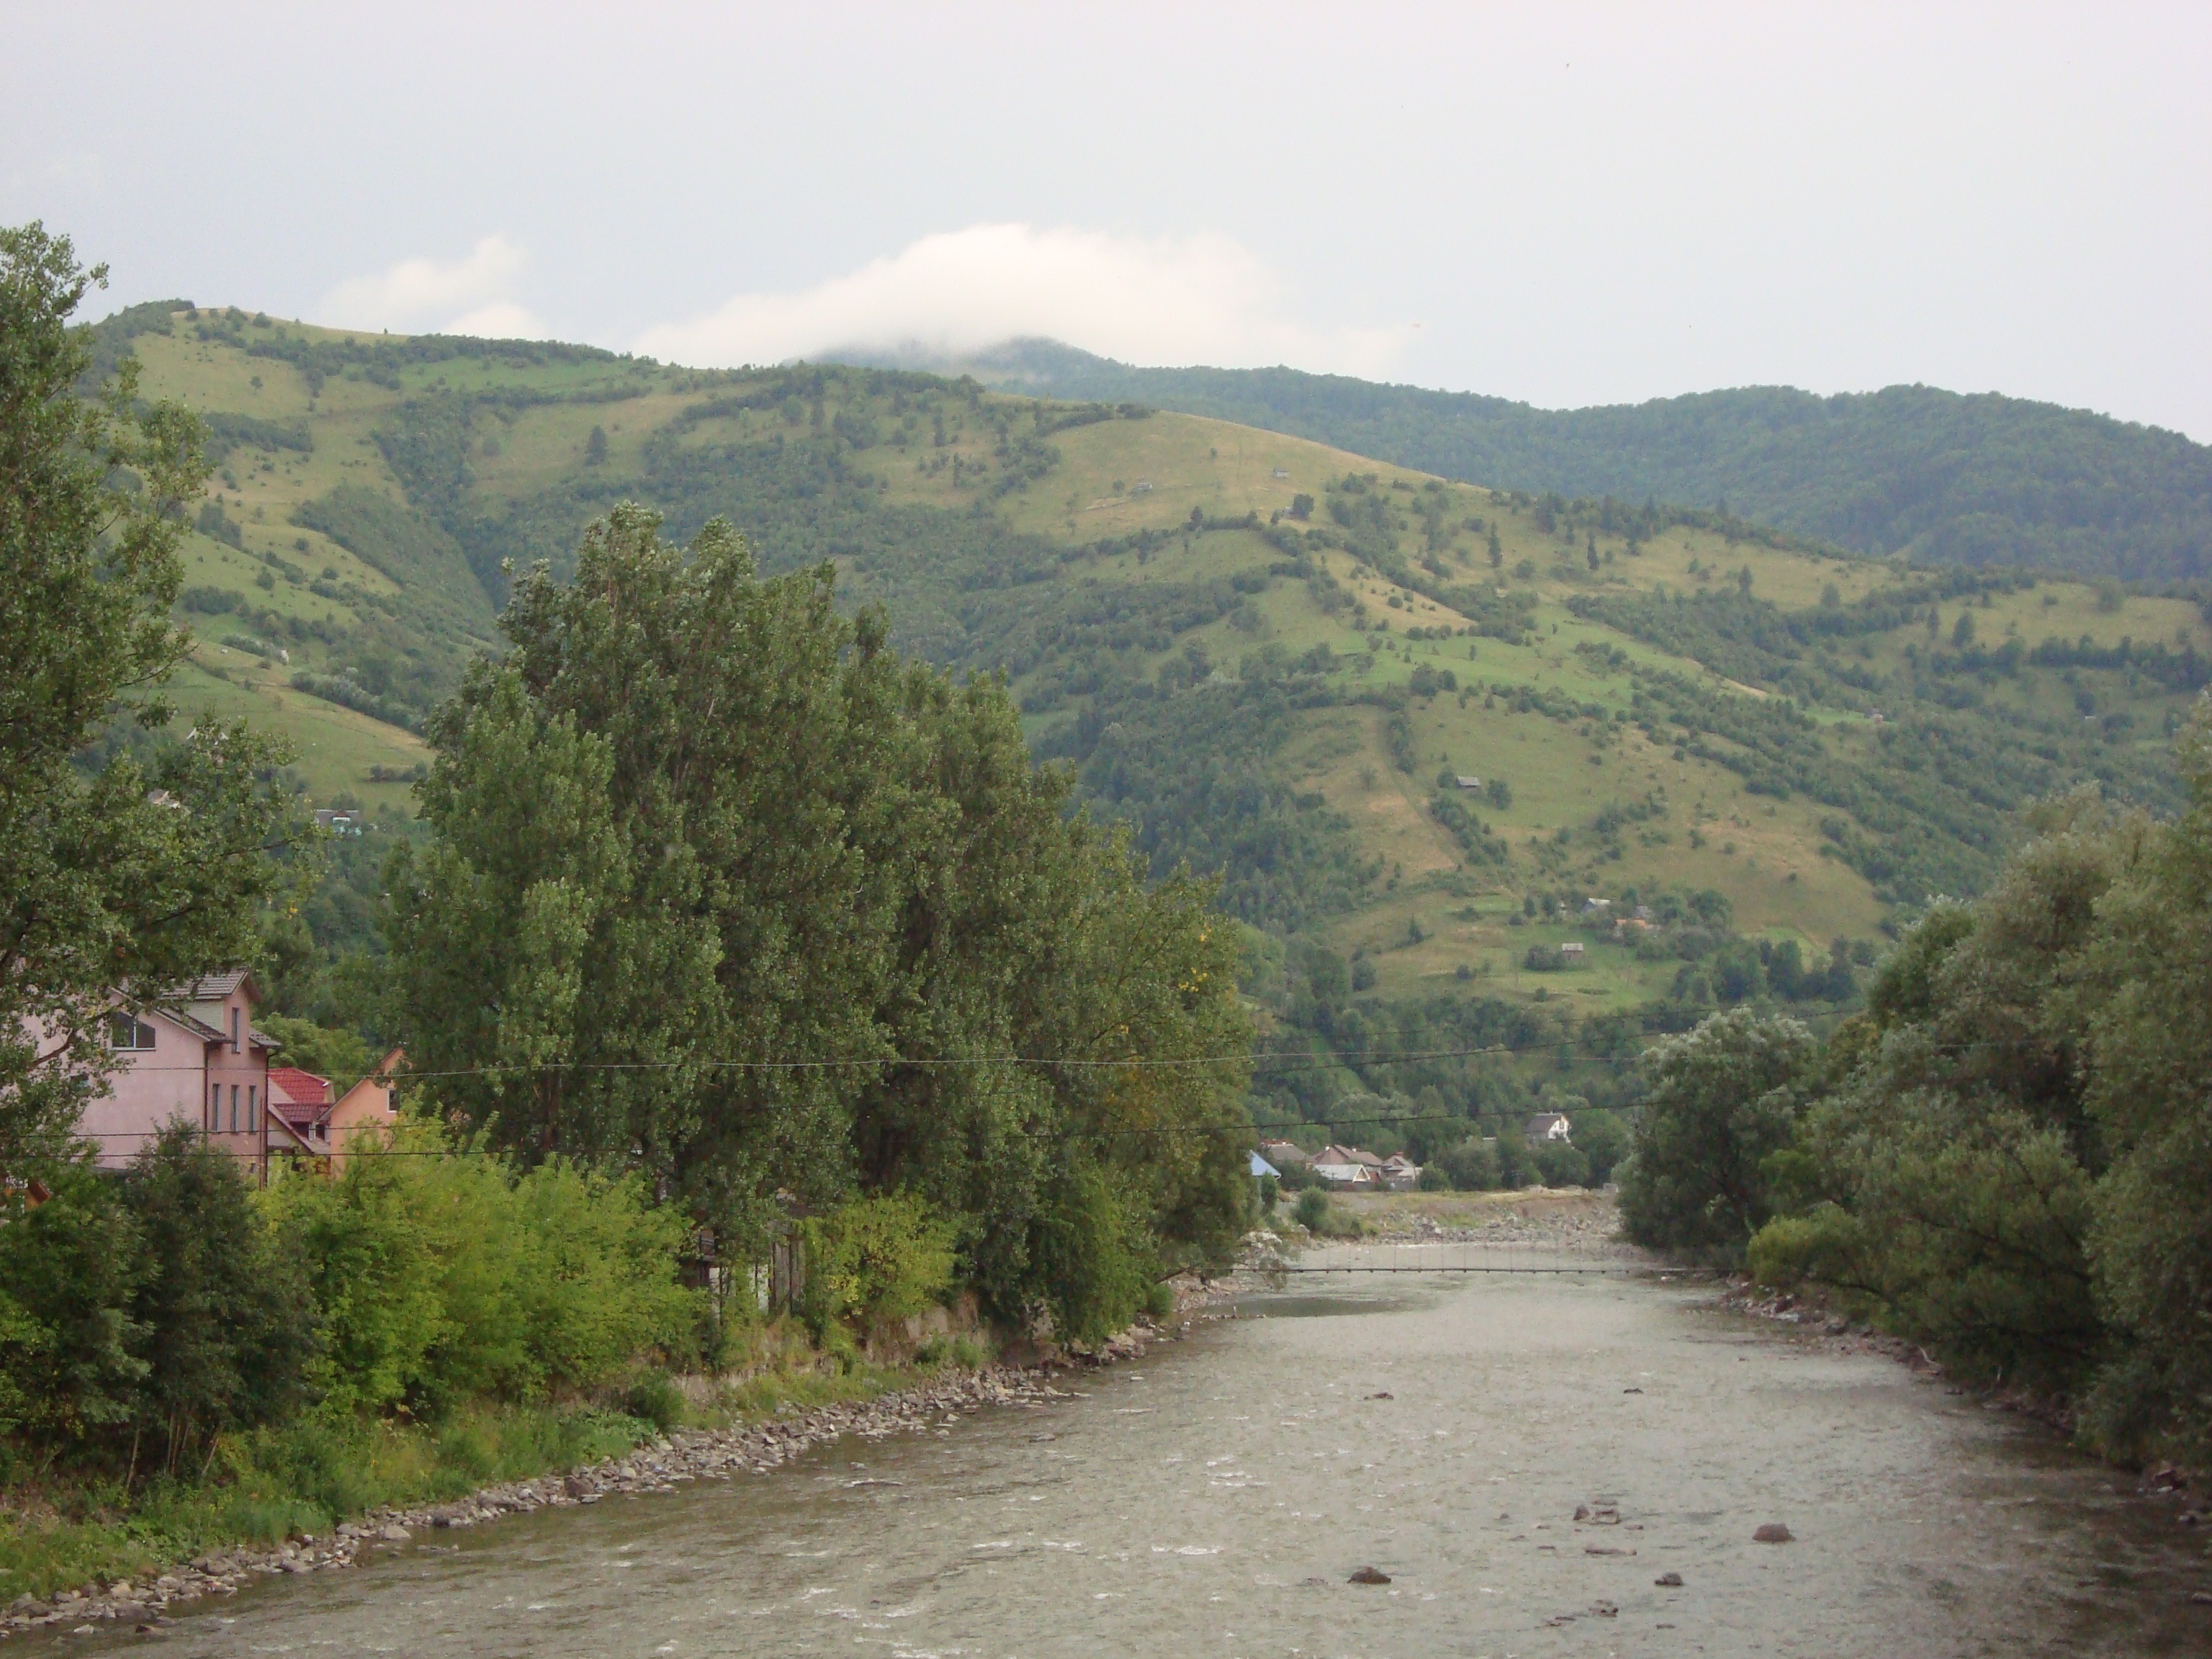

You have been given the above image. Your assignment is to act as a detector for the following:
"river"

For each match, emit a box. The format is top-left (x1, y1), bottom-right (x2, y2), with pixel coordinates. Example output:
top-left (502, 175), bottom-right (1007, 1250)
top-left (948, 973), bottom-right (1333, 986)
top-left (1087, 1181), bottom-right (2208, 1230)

top-left (58, 1246), bottom-right (2206, 1657)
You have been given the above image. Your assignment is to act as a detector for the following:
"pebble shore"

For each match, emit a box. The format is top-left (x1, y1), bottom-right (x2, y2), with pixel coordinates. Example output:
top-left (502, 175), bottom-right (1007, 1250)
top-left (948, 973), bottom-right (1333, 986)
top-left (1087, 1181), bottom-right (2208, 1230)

top-left (1, 1317), bottom-right (1192, 1639)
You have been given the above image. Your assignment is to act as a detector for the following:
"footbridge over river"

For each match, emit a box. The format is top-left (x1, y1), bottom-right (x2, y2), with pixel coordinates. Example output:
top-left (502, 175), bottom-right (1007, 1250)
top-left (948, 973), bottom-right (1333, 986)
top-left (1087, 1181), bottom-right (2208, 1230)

top-left (1256, 1237), bottom-right (1662, 1275)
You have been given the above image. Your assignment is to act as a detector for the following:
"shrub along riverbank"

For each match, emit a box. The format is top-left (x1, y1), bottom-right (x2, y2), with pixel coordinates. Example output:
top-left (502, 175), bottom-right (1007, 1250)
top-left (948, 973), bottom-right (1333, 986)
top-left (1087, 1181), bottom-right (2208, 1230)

top-left (1619, 694), bottom-right (2212, 1467)
top-left (0, 1127), bottom-right (991, 1602)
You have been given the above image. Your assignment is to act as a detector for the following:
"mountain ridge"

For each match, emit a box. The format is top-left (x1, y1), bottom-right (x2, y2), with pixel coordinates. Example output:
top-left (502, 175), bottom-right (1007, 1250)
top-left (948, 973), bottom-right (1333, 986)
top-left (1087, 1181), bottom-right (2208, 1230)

top-left (831, 338), bottom-right (2212, 584)
top-left (95, 307), bottom-right (2212, 1088)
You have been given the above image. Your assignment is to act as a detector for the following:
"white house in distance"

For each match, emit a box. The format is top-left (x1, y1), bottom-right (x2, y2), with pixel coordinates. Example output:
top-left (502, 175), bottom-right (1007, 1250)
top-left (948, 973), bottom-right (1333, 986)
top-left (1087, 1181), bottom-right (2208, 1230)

top-left (1524, 1112), bottom-right (1573, 1143)
top-left (1311, 1144), bottom-right (1386, 1187)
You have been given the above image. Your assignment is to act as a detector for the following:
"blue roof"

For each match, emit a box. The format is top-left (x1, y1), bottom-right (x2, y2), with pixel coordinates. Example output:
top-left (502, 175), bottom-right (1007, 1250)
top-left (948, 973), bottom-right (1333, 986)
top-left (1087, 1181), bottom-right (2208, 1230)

top-left (1249, 1151), bottom-right (1280, 1179)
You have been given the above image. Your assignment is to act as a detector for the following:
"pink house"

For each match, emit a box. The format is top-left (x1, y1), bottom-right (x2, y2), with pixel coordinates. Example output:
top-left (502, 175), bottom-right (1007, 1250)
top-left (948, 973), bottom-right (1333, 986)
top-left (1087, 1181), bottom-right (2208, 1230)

top-left (80, 970), bottom-right (277, 1181)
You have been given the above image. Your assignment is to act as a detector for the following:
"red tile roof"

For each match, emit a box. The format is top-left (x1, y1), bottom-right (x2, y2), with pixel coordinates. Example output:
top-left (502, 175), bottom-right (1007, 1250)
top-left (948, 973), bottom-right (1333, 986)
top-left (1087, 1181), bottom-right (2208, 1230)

top-left (269, 1067), bottom-right (333, 1107)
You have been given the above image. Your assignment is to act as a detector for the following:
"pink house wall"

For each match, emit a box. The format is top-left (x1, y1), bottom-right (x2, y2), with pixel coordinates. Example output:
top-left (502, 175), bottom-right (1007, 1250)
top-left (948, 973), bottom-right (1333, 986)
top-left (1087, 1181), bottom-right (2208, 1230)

top-left (78, 1013), bottom-right (208, 1168)
top-left (72, 979), bottom-right (271, 1177)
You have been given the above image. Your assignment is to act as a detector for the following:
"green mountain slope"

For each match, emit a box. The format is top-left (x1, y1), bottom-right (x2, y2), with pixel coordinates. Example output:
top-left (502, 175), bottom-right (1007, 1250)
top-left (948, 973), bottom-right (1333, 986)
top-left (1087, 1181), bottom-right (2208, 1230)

top-left (842, 338), bottom-right (2212, 585)
top-left (104, 307), bottom-right (2212, 1117)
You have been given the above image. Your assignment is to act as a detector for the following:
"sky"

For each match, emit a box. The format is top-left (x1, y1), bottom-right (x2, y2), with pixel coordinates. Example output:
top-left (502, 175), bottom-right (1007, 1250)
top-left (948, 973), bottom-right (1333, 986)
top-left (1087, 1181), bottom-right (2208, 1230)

top-left (5, 2), bottom-right (2209, 438)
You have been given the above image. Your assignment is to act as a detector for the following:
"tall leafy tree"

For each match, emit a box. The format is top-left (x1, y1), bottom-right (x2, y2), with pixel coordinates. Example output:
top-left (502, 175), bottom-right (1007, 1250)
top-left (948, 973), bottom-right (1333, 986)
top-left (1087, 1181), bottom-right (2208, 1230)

top-left (121, 1128), bottom-right (318, 1469)
top-left (0, 223), bottom-right (292, 1165)
top-left (1617, 1007), bottom-right (1812, 1256)
top-left (2066, 702), bottom-right (2212, 1455)
top-left (387, 504), bottom-right (1251, 1336)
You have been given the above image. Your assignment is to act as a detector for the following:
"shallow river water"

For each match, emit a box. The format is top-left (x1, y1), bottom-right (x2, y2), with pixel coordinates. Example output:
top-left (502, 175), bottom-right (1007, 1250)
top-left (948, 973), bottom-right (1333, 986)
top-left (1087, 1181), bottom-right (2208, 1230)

top-left (64, 1249), bottom-right (2209, 1657)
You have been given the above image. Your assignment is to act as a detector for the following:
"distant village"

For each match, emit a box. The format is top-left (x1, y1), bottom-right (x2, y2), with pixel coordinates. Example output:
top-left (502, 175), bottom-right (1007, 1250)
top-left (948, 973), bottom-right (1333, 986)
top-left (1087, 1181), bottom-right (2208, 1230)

top-left (1252, 1110), bottom-right (1573, 1191)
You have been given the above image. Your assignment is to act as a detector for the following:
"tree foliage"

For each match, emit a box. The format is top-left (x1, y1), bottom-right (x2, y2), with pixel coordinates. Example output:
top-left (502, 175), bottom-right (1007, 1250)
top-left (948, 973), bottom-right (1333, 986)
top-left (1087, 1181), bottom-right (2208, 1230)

top-left (386, 504), bottom-right (1254, 1340)
top-left (0, 222), bottom-right (291, 1163)
top-left (1729, 696), bottom-right (2212, 1459)
top-left (1617, 1007), bottom-right (1814, 1256)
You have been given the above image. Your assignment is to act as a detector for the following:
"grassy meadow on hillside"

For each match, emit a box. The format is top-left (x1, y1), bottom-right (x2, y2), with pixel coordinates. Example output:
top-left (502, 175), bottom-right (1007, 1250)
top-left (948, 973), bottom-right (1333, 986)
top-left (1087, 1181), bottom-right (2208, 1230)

top-left (101, 304), bottom-right (2212, 1135)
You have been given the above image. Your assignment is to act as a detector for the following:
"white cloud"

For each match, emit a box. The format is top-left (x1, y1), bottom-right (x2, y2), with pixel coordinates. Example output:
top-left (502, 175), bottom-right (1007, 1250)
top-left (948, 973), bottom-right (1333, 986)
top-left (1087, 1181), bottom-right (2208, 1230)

top-left (320, 235), bottom-right (537, 335)
top-left (443, 300), bottom-right (547, 340)
top-left (634, 223), bottom-right (1403, 373)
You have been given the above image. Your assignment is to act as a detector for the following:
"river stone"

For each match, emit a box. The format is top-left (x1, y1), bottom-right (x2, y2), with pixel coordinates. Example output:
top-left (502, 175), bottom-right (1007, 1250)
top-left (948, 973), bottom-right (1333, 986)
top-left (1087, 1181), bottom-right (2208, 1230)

top-left (1349, 1566), bottom-right (1391, 1585)
top-left (379, 1526), bottom-right (411, 1542)
top-left (1753, 1523), bottom-right (1794, 1544)
top-left (1655, 1571), bottom-right (1685, 1586)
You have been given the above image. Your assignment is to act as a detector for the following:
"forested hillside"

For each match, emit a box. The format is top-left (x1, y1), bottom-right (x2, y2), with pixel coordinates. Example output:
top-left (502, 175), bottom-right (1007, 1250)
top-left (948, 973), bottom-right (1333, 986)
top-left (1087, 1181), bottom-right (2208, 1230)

top-left (853, 338), bottom-right (2212, 584)
top-left (104, 303), bottom-right (2212, 1156)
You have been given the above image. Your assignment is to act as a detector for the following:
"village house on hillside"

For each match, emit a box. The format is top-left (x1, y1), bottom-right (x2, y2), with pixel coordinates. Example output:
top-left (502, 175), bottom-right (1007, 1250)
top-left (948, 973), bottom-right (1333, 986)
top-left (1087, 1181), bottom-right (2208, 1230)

top-left (1379, 1152), bottom-right (1423, 1190)
top-left (1524, 1111), bottom-right (1573, 1143)
top-left (1256, 1138), bottom-right (1311, 1171)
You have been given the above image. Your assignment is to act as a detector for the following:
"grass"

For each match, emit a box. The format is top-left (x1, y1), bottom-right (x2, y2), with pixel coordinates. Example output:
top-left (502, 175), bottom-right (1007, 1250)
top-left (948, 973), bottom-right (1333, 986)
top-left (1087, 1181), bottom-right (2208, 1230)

top-left (0, 1316), bottom-right (997, 1604)
top-left (165, 659), bottom-right (431, 818)
top-left (0, 1404), bottom-right (653, 1600)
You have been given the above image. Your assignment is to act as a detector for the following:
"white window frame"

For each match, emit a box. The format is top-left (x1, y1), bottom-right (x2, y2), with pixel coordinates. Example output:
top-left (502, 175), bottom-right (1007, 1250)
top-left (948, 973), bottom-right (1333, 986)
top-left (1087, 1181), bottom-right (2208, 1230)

top-left (107, 1013), bottom-right (157, 1051)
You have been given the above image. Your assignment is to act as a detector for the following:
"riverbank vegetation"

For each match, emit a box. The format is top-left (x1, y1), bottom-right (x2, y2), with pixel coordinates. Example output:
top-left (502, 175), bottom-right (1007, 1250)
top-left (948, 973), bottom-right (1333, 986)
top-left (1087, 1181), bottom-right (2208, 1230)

top-left (1621, 694), bottom-right (2212, 1465)
top-left (0, 1123), bottom-right (976, 1599)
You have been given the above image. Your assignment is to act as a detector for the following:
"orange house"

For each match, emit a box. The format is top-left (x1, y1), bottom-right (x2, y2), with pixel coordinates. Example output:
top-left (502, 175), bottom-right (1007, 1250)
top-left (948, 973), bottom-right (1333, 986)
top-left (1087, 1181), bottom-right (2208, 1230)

top-left (266, 1049), bottom-right (406, 1173)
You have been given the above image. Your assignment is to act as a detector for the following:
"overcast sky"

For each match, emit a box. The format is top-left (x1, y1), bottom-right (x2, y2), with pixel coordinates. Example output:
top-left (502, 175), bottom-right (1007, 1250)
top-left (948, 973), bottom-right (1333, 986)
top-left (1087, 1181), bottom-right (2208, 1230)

top-left (6, 3), bottom-right (2208, 437)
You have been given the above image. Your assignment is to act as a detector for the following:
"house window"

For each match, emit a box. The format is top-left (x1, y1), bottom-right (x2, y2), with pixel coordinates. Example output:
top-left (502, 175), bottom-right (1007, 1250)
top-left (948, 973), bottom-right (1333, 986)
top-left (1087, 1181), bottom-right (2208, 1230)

top-left (230, 1007), bottom-right (241, 1053)
top-left (247, 1086), bottom-right (258, 1133)
top-left (229, 1084), bottom-right (239, 1133)
top-left (106, 1013), bottom-right (156, 1051)
top-left (207, 1081), bottom-right (217, 1132)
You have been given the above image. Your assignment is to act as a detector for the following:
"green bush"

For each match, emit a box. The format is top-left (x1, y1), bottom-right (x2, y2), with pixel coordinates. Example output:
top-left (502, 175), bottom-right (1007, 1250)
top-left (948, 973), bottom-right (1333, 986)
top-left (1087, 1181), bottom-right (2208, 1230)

top-left (1433, 1137), bottom-right (1498, 1192)
top-left (265, 1125), bottom-right (696, 1417)
top-left (620, 1371), bottom-right (685, 1434)
top-left (799, 1194), bottom-right (956, 1340)
top-left (1031, 1167), bottom-right (1154, 1345)
top-left (1292, 1187), bottom-right (1330, 1231)
top-left (125, 1130), bottom-right (318, 1465)
top-left (1531, 1139), bottom-right (1590, 1189)
top-left (0, 1165), bottom-right (143, 1444)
